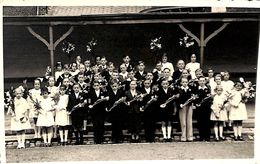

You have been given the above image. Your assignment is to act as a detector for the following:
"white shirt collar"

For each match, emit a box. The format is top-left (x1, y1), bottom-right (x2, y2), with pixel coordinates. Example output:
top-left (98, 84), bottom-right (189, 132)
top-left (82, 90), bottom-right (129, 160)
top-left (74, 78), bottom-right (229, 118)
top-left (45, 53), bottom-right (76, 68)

top-left (130, 90), bottom-right (137, 96)
top-left (95, 90), bottom-right (100, 96)
top-left (145, 87), bottom-right (151, 94)
top-left (113, 90), bottom-right (117, 95)
top-left (181, 86), bottom-right (189, 90)
top-left (199, 86), bottom-right (207, 90)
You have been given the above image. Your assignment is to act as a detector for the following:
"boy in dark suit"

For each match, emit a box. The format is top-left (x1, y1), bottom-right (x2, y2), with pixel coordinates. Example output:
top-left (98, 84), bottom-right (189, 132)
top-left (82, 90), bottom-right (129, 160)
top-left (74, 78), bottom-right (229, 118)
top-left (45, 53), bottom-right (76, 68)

top-left (157, 80), bottom-right (179, 142)
top-left (194, 76), bottom-right (212, 141)
top-left (67, 84), bottom-right (87, 145)
top-left (88, 81), bottom-right (109, 144)
top-left (125, 80), bottom-right (143, 142)
top-left (107, 79), bottom-right (126, 143)
top-left (140, 80), bottom-right (158, 142)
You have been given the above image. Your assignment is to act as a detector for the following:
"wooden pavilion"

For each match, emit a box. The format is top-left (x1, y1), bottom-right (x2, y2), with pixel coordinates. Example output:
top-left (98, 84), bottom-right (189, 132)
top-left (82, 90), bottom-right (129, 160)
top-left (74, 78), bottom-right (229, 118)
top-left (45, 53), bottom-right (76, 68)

top-left (3, 6), bottom-right (260, 87)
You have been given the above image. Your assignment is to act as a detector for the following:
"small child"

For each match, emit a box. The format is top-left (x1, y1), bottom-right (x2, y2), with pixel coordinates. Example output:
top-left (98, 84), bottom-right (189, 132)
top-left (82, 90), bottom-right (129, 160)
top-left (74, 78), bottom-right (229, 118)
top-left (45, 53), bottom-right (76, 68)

top-left (221, 71), bottom-right (234, 129)
top-left (9, 88), bottom-right (31, 149)
top-left (36, 87), bottom-right (55, 147)
top-left (27, 79), bottom-right (42, 139)
top-left (229, 82), bottom-right (248, 141)
top-left (47, 76), bottom-right (59, 139)
top-left (177, 78), bottom-right (195, 142)
top-left (119, 64), bottom-right (128, 82)
top-left (210, 86), bottom-right (228, 141)
top-left (158, 80), bottom-right (178, 142)
top-left (70, 62), bottom-right (80, 77)
top-left (125, 80), bottom-right (143, 142)
top-left (68, 84), bottom-right (87, 145)
top-left (54, 85), bottom-right (71, 145)
top-left (54, 62), bottom-right (64, 82)
top-left (88, 81), bottom-right (109, 144)
top-left (47, 76), bottom-right (59, 97)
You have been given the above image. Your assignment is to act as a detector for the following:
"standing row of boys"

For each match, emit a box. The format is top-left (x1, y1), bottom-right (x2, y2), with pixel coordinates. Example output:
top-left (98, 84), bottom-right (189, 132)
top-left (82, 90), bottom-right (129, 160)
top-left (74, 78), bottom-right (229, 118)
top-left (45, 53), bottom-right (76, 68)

top-left (8, 54), bottom-right (251, 149)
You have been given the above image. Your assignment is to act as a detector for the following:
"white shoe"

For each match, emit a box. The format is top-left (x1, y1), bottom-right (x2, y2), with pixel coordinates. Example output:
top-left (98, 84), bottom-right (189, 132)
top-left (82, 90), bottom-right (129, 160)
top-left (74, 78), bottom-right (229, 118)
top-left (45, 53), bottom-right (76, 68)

top-left (17, 143), bottom-right (21, 149)
top-left (20, 143), bottom-right (25, 149)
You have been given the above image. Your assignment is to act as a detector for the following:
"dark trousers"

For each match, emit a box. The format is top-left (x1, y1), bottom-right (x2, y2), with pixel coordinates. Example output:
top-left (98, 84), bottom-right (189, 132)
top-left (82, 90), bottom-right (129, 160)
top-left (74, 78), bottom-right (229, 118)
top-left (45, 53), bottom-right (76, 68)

top-left (128, 113), bottom-right (141, 134)
top-left (143, 112), bottom-right (156, 142)
top-left (196, 107), bottom-right (211, 141)
top-left (74, 130), bottom-right (84, 144)
top-left (71, 114), bottom-right (84, 144)
top-left (111, 113), bottom-right (124, 143)
top-left (92, 114), bottom-right (105, 144)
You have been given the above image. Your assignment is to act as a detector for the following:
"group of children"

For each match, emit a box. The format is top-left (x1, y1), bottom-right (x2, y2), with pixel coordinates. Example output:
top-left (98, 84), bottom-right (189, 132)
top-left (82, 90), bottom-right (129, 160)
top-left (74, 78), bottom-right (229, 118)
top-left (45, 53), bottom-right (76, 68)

top-left (6, 53), bottom-right (253, 149)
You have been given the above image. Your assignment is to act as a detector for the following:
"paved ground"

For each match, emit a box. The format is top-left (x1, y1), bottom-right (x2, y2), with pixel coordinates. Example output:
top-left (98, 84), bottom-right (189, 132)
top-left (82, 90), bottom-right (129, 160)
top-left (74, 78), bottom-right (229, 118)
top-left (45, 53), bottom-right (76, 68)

top-left (5, 141), bottom-right (254, 163)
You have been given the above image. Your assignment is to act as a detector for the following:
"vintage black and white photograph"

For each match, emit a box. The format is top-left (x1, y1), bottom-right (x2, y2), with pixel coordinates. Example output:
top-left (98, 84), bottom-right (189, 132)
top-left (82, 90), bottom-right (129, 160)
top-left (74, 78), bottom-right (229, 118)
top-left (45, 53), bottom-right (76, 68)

top-left (2, 4), bottom-right (259, 163)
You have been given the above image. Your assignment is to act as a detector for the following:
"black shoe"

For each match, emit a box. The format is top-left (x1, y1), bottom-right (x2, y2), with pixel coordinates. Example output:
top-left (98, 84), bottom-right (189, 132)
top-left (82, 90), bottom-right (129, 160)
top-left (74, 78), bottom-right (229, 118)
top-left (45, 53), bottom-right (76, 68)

top-left (167, 138), bottom-right (173, 142)
top-left (163, 138), bottom-right (168, 142)
top-left (220, 137), bottom-right (226, 141)
top-left (228, 126), bottom-right (233, 131)
top-left (238, 136), bottom-right (244, 141)
top-left (75, 141), bottom-right (80, 145)
top-left (215, 137), bottom-right (219, 142)
top-left (234, 136), bottom-right (238, 141)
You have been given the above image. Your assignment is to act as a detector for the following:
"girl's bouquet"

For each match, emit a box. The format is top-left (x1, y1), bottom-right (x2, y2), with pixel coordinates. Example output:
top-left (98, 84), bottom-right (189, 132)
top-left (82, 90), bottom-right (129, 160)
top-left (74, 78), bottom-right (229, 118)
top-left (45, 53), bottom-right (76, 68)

top-left (28, 94), bottom-right (42, 114)
top-left (51, 92), bottom-right (60, 105)
top-left (239, 77), bottom-right (256, 103)
top-left (150, 37), bottom-right (162, 52)
top-left (61, 41), bottom-right (75, 59)
top-left (5, 87), bottom-right (15, 115)
top-left (179, 34), bottom-right (194, 48)
top-left (86, 38), bottom-right (97, 52)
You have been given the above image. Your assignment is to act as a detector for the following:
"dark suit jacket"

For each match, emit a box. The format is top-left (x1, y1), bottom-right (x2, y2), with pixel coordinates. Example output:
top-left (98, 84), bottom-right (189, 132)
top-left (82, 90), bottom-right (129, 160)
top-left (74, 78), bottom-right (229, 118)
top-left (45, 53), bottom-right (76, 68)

top-left (125, 90), bottom-right (142, 114)
top-left (134, 71), bottom-right (147, 82)
top-left (107, 89), bottom-right (125, 113)
top-left (140, 87), bottom-right (158, 113)
top-left (193, 86), bottom-right (212, 108)
top-left (67, 92), bottom-right (87, 117)
top-left (88, 89), bottom-right (108, 115)
top-left (156, 87), bottom-right (176, 111)
top-left (55, 73), bottom-right (72, 87)
top-left (176, 86), bottom-right (194, 109)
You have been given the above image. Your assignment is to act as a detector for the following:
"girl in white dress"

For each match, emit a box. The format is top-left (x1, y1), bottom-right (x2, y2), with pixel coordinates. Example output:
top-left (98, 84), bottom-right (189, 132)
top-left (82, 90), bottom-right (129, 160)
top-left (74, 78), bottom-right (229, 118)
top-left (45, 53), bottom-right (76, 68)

top-left (54, 85), bottom-right (71, 145)
top-left (229, 82), bottom-right (248, 141)
top-left (36, 87), bottom-right (55, 146)
top-left (210, 86), bottom-right (228, 141)
top-left (47, 76), bottom-right (59, 139)
top-left (27, 79), bottom-right (42, 138)
top-left (9, 88), bottom-right (31, 149)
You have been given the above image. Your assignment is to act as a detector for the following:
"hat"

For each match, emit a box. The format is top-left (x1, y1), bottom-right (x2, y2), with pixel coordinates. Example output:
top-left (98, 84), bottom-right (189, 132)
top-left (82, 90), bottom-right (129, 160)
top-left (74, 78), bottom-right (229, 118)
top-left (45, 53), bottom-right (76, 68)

top-left (41, 87), bottom-right (50, 95)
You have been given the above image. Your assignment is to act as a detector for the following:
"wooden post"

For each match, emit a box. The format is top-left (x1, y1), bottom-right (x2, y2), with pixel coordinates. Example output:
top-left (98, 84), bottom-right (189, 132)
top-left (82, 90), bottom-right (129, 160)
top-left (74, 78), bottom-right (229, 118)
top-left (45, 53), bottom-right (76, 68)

top-left (178, 23), bottom-right (228, 70)
top-left (200, 23), bottom-right (205, 70)
top-left (27, 26), bottom-right (74, 77)
top-left (49, 26), bottom-right (54, 76)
